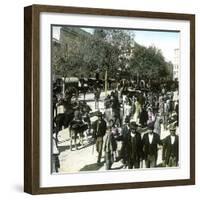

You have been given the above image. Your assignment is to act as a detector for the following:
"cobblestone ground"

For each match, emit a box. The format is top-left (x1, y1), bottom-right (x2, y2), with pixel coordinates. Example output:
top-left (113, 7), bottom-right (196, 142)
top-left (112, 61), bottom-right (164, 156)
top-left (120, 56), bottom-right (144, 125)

top-left (55, 91), bottom-right (175, 174)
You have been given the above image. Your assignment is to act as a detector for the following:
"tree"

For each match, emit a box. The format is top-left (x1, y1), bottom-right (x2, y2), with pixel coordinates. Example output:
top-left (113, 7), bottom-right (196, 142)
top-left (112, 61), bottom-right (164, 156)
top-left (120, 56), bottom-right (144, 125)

top-left (83, 28), bottom-right (135, 79)
top-left (129, 43), bottom-right (170, 80)
top-left (81, 28), bottom-right (135, 94)
top-left (52, 27), bottom-right (171, 85)
top-left (52, 39), bottom-right (88, 96)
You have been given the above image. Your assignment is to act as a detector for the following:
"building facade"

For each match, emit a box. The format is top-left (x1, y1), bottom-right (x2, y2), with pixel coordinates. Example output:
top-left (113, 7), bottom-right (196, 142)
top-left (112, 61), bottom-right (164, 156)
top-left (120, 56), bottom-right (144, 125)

top-left (173, 48), bottom-right (180, 81)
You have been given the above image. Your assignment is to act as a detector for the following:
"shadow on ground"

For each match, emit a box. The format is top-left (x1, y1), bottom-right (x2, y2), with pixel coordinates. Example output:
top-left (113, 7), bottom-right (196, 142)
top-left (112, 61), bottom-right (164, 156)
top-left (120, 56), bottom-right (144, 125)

top-left (58, 145), bottom-right (70, 153)
top-left (79, 162), bottom-right (104, 171)
top-left (78, 142), bottom-right (94, 150)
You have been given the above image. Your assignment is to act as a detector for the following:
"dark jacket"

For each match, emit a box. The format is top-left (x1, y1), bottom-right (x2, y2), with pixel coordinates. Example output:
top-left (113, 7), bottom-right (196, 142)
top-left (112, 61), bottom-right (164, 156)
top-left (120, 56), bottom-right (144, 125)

top-left (142, 132), bottom-right (161, 160)
top-left (121, 124), bottom-right (130, 140)
top-left (92, 119), bottom-right (107, 138)
top-left (116, 124), bottom-right (130, 142)
top-left (162, 135), bottom-right (179, 164)
top-left (140, 108), bottom-right (148, 126)
top-left (125, 131), bottom-right (143, 160)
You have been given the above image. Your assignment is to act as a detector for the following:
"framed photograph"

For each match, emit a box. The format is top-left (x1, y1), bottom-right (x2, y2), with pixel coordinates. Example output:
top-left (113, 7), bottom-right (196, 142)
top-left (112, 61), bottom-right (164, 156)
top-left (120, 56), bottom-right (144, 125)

top-left (24, 4), bottom-right (195, 194)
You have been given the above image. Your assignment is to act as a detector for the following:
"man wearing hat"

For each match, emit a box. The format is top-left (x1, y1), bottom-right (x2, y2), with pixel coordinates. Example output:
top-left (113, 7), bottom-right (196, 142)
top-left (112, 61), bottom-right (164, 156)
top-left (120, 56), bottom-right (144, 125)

top-left (104, 120), bottom-right (117, 170)
top-left (142, 122), bottom-right (161, 168)
top-left (124, 121), bottom-right (143, 169)
top-left (119, 116), bottom-right (131, 167)
top-left (162, 124), bottom-right (179, 167)
top-left (92, 112), bottom-right (107, 164)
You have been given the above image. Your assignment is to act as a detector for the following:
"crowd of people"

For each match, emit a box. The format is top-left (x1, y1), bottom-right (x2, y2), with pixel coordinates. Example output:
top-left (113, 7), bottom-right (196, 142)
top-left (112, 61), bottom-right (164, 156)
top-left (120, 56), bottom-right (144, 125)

top-left (52, 78), bottom-right (179, 172)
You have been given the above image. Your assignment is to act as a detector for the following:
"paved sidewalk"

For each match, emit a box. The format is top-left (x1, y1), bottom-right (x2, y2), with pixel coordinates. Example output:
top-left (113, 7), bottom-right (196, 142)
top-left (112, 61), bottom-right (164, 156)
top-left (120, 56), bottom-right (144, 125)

top-left (54, 92), bottom-right (175, 174)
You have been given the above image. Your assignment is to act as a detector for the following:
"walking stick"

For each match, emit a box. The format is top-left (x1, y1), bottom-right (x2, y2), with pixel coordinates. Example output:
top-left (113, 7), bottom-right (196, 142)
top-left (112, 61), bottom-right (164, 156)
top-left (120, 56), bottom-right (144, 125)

top-left (140, 159), bottom-right (144, 168)
top-left (92, 140), bottom-right (95, 154)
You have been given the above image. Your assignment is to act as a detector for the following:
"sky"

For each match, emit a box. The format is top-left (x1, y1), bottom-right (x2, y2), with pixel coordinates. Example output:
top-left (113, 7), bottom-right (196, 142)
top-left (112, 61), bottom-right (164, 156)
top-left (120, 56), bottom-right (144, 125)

top-left (133, 30), bottom-right (179, 63)
top-left (52, 26), bottom-right (179, 64)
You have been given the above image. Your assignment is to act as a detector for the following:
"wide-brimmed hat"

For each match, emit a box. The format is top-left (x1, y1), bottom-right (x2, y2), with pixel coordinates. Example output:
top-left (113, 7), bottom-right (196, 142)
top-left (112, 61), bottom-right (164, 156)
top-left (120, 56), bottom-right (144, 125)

top-left (124, 116), bottom-right (130, 123)
top-left (169, 123), bottom-right (176, 131)
top-left (130, 121), bottom-right (138, 129)
top-left (147, 122), bottom-right (154, 130)
top-left (97, 111), bottom-right (102, 117)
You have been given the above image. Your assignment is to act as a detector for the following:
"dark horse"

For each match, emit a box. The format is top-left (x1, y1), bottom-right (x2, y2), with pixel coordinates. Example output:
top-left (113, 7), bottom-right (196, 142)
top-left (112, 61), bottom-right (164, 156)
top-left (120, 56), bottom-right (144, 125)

top-left (54, 99), bottom-right (91, 151)
top-left (54, 86), bottom-right (79, 131)
top-left (69, 119), bottom-right (88, 150)
top-left (54, 98), bottom-right (74, 131)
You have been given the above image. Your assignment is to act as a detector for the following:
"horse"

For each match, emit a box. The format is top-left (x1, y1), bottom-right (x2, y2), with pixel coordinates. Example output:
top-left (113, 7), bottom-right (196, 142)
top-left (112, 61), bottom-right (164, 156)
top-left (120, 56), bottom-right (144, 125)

top-left (54, 111), bottom-right (74, 131)
top-left (69, 120), bottom-right (88, 150)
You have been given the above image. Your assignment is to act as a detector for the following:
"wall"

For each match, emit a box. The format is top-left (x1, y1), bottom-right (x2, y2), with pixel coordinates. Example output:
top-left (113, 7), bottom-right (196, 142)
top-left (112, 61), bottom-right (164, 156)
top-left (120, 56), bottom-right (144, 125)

top-left (0, 0), bottom-right (199, 199)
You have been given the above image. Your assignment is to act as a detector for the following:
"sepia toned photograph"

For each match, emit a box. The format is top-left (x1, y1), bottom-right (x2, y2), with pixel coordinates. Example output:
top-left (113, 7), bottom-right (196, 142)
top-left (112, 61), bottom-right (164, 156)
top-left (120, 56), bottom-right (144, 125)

top-left (51, 25), bottom-right (179, 174)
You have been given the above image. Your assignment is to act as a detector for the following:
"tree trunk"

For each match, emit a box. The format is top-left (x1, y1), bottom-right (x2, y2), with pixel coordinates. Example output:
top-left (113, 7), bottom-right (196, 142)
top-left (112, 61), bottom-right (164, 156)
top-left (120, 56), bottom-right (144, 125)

top-left (62, 77), bottom-right (66, 97)
top-left (105, 69), bottom-right (108, 97)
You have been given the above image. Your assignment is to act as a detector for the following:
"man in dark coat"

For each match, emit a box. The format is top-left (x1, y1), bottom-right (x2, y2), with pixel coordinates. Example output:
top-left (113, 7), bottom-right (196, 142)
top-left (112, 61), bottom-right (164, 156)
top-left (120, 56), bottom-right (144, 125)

top-left (139, 105), bottom-right (148, 127)
top-left (104, 120), bottom-right (117, 170)
top-left (92, 112), bottom-right (107, 164)
top-left (162, 124), bottom-right (179, 167)
top-left (125, 122), bottom-right (143, 169)
top-left (142, 122), bottom-right (161, 168)
top-left (119, 116), bottom-right (130, 168)
top-left (110, 93), bottom-right (121, 126)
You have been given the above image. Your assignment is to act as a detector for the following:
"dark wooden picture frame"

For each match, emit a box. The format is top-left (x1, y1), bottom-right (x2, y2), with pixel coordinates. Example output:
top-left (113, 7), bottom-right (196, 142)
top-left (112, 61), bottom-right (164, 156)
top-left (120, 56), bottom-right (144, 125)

top-left (24, 4), bottom-right (195, 195)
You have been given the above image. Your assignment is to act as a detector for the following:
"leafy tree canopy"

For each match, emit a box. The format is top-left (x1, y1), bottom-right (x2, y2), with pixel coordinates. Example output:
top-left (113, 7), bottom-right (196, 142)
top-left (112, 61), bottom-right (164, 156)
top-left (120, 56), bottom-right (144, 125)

top-left (52, 28), bottom-right (172, 80)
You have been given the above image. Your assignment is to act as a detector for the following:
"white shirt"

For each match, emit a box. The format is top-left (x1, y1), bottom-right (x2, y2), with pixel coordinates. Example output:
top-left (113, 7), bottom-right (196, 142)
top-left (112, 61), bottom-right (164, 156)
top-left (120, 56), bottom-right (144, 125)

top-left (57, 105), bottom-right (65, 114)
top-left (170, 135), bottom-right (176, 145)
top-left (148, 133), bottom-right (154, 144)
top-left (131, 132), bottom-right (136, 138)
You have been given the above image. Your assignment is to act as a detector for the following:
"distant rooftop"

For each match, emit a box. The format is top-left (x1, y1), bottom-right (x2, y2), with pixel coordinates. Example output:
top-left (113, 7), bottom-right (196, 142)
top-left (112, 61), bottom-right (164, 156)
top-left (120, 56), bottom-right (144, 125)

top-left (61, 27), bottom-right (92, 38)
